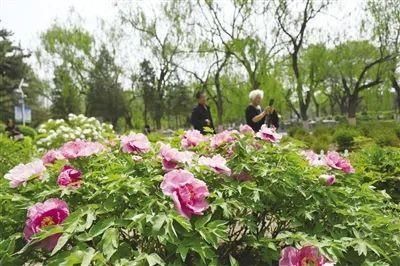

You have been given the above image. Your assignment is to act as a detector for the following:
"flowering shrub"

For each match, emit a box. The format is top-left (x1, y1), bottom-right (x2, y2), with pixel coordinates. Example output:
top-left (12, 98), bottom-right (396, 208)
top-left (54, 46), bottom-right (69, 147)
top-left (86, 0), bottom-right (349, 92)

top-left (36, 114), bottom-right (114, 150)
top-left (1, 129), bottom-right (400, 265)
top-left (23, 199), bottom-right (70, 251)
top-left (279, 245), bottom-right (334, 266)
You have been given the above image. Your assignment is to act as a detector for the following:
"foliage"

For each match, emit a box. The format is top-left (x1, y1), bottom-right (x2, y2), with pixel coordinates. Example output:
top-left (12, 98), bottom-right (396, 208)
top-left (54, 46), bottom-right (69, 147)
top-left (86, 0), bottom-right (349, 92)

top-left (0, 26), bottom-right (48, 122)
top-left (0, 122), bottom-right (6, 133)
top-left (18, 126), bottom-right (37, 139)
top-left (333, 128), bottom-right (358, 151)
top-left (0, 135), bottom-right (36, 177)
top-left (352, 145), bottom-right (400, 203)
top-left (290, 121), bottom-right (400, 153)
top-left (86, 46), bottom-right (128, 127)
top-left (36, 114), bottom-right (114, 150)
top-left (1, 129), bottom-right (400, 265)
top-left (51, 65), bottom-right (85, 117)
top-left (38, 23), bottom-right (95, 119)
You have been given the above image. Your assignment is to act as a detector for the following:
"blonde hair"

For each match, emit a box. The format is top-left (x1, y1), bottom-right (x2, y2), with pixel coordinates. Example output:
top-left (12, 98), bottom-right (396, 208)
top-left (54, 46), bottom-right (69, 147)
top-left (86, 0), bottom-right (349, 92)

top-left (249, 89), bottom-right (264, 101)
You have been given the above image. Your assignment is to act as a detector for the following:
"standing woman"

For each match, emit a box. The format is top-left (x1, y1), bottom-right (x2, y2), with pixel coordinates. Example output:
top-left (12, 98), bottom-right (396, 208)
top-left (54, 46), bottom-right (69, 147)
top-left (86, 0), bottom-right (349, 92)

top-left (245, 90), bottom-right (269, 132)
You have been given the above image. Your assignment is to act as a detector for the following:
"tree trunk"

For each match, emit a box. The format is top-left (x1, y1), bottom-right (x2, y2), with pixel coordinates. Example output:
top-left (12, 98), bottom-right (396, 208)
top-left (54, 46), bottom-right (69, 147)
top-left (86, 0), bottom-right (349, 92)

top-left (214, 53), bottom-right (230, 126)
top-left (299, 101), bottom-right (308, 122)
top-left (143, 106), bottom-right (148, 126)
top-left (347, 94), bottom-right (358, 126)
top-left (292, 52), bottom-right (309, 126)
top-left (312, 94), bottom-right (320, 118)
top-left (391, 76), bottom-right (400, 115)
top-left (215, 74), bottom-right (224, 126)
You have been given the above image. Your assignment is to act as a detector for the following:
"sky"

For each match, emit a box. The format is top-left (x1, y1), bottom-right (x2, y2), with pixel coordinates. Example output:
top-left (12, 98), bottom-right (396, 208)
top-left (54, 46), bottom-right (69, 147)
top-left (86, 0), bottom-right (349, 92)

top-left (0, 0), bottom-right (118, 49)
top-left (0, 0), bottom-right (365, 49)
top-left (0, 0), bottom-right (367, 82)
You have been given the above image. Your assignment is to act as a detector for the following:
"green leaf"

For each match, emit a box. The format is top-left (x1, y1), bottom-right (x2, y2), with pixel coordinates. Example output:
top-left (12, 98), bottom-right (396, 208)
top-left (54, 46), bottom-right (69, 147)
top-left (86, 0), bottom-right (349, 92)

top-left (146, 253), bottom-right (165, 266)
top-left (101, 228), bottom-right (119, 260)
top-left (51, 233), bottom-right (71, 256)
top-left (88, 218), bottom-right (115, 238)
top-left (81, 247), bottom-right (96, 266)
top-left (151, 214), bottom-right (166, 233)
top-left (354, 240), bottom-right (368, 256)
top-left (177, 245), bottom-right (189, 262)
top-left (195, 214), bottom-right (212, 229)
top-left (229, 255), bottom-right (239, 266)
top-left (172, 214), bottom-right (192, 231)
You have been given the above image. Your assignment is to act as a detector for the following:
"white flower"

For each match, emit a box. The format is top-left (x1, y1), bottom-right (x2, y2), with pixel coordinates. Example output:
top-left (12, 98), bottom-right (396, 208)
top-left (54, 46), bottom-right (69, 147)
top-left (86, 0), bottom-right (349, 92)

top-left (83, 129), bottom-right (91, 134)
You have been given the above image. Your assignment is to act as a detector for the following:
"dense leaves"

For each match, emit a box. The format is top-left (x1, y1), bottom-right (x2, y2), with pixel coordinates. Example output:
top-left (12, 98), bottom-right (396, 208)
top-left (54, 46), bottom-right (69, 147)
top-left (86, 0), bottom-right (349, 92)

top-left (1, 125), bottom-right (399, 265)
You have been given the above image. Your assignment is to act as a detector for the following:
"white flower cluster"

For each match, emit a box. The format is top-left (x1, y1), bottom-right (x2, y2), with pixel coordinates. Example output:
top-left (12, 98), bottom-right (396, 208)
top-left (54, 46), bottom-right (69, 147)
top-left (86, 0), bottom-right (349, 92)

top-left (36, 114), bottom-right (114, 150)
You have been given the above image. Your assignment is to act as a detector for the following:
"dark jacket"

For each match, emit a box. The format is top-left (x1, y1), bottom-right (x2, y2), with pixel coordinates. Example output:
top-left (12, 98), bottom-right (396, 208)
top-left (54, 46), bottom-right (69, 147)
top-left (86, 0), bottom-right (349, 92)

top-left (190, 104), bottom-right (215, 134)
top-left (245, 105), bottom-right (265, 132)
top-left (267, 109), bottom-right (279, 129)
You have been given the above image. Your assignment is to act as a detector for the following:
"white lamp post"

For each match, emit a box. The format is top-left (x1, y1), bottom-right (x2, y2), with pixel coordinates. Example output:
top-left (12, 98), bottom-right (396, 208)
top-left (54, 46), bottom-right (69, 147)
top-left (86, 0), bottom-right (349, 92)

top-left (15, 78), bottom-right (29, 126)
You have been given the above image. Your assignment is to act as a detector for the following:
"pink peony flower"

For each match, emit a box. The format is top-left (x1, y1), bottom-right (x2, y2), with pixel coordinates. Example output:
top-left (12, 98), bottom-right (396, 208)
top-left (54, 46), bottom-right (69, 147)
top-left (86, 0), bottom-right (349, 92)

top-left (319, 174), bottom-right (336, 186)
top-left (181, 129), bottom-right (206, 149)
top-left (160, 169), bottom-right (209, 219)
top-left (239, 124), bottom-right (254, 135)
top-left (199, 154), bottom-right (231, 176)
top-left (121, 133), bottom-right (151, 154)
top-left (60, 139), bottom-right (104, 159)
top-left (256, 125), bottom-right (282, 143)
top-left (301, 150), bottom-right (327, 167)
top-left (159, 144), bottom-right (193, 172)
top-left (210, 130), bottom-right (237, 148)
top-left (4, 159), bottom-right (46, 188)
top-left (57, 165), bottom-right (82, 188)
top-left (279, 245), bottom-right (335, 266)
top-left (325, 151), bottom-right (355, 173)
top-left (23, 198), bottom-right (70, 251)
top-left (42, 149), bottom-right (65, 165)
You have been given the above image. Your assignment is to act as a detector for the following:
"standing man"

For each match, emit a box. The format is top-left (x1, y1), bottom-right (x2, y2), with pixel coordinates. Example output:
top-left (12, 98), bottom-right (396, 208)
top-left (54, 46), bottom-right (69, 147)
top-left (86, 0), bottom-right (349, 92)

top-left (190, 91), bottom-right (215, 134)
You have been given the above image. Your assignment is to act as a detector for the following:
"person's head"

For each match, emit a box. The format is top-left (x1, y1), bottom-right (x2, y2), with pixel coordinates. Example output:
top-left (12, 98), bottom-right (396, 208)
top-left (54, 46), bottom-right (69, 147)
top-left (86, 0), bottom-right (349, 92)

top-left (7, 119), bottom-right (14, 127)
top-left (249, 89), bottom-right (264, 106)
top-left (196, 91), bottom-right (207, 105)
top-left (269, 99), bottom-right (275, 107)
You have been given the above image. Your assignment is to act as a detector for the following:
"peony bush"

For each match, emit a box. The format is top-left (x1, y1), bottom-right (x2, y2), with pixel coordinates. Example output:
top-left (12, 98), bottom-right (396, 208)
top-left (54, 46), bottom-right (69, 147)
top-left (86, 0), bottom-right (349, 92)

top-left (1, 127), bottom-right (400, 265)
top-left (35, 114), bottom-right (114, 150)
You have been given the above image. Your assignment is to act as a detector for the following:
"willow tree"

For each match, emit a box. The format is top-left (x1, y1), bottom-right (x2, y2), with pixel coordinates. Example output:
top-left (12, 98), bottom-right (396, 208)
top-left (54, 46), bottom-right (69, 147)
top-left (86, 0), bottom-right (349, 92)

top-left (38, 23), bottom-right (94, 117)
top-left (368, 0), bottom-right (400, 117)
top-left (119, 0), bottom-right (193, 129)
top-left (275, 0), bottom-right (330, 127)
top-left (330, 40), bottom-right (392, 125)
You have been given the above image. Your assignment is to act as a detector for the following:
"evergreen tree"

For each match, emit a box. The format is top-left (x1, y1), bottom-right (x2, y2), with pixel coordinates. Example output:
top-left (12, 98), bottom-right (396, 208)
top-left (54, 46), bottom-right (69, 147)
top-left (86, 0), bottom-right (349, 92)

top-left (86, 46), bottom-right (126, 126)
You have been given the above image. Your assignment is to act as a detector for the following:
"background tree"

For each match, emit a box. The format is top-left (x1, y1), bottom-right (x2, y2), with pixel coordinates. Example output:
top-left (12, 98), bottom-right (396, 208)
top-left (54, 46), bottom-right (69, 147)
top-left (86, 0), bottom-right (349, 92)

top-left (51, 65), bottom-right (83, 117)
top-left (119, 0), bottom-right (193, 129)
top-left (165, 81), bottom-right (192, 128)
top-left (331, 40), bottom-right (392, 125)
top-left (135, 59), bottom-right (157, 128)
top-left (368, 0), bottom-right (400, 117)
top-left (275, 0), bottom-right (330, 127)
top-left (86, 46), bottom-right (127, 126)
top-left (37, 23), bottom-right (94, 118)
top-left (0, 26), bottom-right (47, 124)
top-left (300, 43), bottom-right (330, 118)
